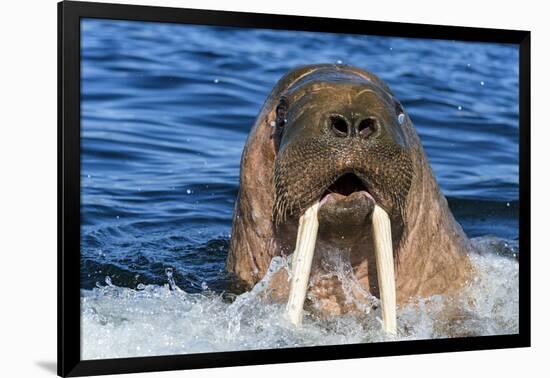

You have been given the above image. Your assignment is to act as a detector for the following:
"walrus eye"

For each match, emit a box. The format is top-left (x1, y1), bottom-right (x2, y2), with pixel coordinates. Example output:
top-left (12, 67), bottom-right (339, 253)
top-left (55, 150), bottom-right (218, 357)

top-left (395, 102), bottom-right (405, 125)
top-left (272, 97), bottom-right (289, 148)
top-left (275, 97), bottom-right (289, 129)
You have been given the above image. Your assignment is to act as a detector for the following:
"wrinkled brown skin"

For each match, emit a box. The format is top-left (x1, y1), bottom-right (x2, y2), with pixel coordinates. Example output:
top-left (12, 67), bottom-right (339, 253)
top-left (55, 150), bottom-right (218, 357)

top-left (227, 64), bottom-right (474, 314)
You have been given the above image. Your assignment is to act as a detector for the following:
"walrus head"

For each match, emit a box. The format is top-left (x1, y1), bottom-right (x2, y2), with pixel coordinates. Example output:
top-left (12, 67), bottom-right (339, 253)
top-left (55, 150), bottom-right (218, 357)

top-left (272, 70), bottom-right (414, 252)
top-left (228, 64), bottom-right (472, 326)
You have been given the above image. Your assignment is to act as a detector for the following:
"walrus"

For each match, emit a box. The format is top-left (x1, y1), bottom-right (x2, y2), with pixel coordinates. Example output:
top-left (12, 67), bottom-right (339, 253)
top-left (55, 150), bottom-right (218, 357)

top-left (227, 64), bottom-right (473, 331)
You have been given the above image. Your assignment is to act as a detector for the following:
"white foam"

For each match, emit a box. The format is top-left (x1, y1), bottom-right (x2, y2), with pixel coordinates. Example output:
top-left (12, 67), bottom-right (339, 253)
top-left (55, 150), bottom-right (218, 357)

top-left (81, 236), bottom-right (519, 360)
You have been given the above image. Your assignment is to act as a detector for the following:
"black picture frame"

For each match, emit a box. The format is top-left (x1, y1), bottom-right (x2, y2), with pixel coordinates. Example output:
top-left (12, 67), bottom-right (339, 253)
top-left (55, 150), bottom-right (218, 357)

top-left (58, 1), bottom-right (531, 376)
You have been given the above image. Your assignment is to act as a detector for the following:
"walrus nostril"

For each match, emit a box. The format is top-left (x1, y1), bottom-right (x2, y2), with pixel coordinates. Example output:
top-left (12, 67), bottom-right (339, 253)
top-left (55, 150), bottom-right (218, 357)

top-left (357, 117), bottom-right (378, 138)
top-left (329, 115), bottom-right (349, 137)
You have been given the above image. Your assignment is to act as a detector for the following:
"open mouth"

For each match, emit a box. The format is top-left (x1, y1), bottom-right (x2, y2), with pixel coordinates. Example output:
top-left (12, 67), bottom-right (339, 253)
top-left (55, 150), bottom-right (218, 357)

top-left (323, 173), bottom-right (368, 197)
top-left (320, 173), bottom-right (375, 207)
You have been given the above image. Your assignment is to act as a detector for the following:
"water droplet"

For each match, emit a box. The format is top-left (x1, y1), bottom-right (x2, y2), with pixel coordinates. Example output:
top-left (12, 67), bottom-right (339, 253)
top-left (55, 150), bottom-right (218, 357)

top-left (506, 202), bottom-right (510, 207)
top-left (165, 267), bottom-right (179, 291)
top-left (116, 215), bottom-right (120, 219)
top-left (201, 281), bottom-right (209, 290)
top-left (213, 78), bottom-right (219, 83)
top-left (480, 81), bottom-right (485, 86)
top-left (398, 113), bottom-right (405, 125)
top-left (186, 189), bottom-right (192, 194)
top-left (336, 59), bottom-right (343, 64)
top-left (87, 174), bottom-right (91, 178)
top-left (467, 63), bottom-right (471, 67)
top-left (105, 276), bottom-right (113, 287)
top-left (165, 267), bottom-right (173, 278)
top-left (389, 47), bottom-right (393, 51)
top-left (458, 106), bottom-right (462, 110)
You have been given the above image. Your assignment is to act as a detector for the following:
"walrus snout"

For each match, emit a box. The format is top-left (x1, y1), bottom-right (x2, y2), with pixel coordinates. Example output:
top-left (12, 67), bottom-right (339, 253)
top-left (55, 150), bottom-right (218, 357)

top-left (271, 74), bottom-right (413, 227)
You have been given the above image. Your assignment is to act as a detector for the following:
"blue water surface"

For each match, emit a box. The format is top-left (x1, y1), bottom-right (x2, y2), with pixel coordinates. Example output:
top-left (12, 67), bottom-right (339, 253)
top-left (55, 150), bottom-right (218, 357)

top-left (80, 19), bottom-right (519, 292)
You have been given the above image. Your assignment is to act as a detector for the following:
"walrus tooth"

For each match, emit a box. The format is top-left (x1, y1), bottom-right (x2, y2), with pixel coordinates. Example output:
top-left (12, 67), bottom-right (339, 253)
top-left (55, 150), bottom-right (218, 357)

top-left (372, 205), bottom-right (397, 335)
top-left (287, 202), bottom-right (320, 326)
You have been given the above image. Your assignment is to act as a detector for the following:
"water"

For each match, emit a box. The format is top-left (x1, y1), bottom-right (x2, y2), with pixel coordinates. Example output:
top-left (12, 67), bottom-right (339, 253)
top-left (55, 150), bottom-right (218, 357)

top-left (80, 19), bottom-right (519, 359)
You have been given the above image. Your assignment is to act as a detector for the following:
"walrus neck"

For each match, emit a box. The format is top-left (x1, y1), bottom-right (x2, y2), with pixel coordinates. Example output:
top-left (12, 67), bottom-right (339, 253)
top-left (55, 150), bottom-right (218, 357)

top-left (404, 150), bottom-right (432, 242)
top-left (395, 146), bottom-right (473, 302)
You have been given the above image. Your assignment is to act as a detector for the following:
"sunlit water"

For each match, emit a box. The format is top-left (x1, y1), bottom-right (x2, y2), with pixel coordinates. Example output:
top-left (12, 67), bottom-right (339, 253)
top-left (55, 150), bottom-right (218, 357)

top-left (80, 19), bottom-right (519, 359)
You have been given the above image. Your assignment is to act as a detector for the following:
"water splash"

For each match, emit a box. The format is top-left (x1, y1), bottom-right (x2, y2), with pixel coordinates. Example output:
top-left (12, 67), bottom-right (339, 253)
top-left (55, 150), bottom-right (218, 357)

top-left (81, 236), bottom-right (519, 360)
top-left (165, 267), bottom-right (182, 292)
top-left (311, 251), bottom-right (380, 315)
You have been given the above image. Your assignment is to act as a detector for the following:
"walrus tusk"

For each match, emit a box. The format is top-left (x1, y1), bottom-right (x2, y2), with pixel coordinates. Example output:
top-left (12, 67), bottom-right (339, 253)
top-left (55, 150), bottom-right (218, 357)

top-left (372, 205), bottom-right (397, 335)
top-left (287, 202), bottom-right (320, 326)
